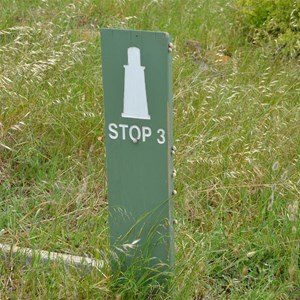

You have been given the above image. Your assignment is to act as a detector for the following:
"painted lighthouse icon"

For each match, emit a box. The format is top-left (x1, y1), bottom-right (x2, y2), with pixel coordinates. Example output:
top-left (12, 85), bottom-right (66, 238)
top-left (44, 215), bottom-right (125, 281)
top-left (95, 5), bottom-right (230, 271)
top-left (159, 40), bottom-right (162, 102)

top-left (122, 47), bottom-right (151, 120)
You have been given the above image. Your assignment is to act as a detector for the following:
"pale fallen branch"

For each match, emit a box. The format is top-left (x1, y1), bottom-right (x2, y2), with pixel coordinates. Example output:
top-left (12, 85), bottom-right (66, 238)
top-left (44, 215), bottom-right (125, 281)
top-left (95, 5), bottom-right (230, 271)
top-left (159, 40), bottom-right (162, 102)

top-left (0, 243), bottom-right (105, 271)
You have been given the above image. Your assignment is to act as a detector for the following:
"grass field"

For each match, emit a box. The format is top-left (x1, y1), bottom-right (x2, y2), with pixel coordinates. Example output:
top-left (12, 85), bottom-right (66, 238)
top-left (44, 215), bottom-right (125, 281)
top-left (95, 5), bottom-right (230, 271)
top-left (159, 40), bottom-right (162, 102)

top-left (0, 0), bottom-right (299, 299)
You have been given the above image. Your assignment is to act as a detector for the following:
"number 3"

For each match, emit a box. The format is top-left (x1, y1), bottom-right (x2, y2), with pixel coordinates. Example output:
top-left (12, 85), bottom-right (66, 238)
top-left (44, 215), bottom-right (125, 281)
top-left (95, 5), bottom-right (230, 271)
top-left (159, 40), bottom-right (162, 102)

top-left (157, 129), bottom-right (166, 144)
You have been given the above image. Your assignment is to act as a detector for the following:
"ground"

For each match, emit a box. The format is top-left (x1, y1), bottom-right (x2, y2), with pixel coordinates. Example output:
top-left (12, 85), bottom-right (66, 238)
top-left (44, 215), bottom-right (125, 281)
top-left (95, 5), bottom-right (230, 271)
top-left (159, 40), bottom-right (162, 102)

top-left (0, 0), bottom-right (299, 299)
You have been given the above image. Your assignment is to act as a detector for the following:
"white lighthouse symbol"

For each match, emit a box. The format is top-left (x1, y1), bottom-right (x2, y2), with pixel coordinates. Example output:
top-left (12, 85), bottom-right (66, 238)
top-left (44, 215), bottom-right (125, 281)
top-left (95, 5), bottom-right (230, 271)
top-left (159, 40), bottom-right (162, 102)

top-left (122, 47), bottom-right (151, 120)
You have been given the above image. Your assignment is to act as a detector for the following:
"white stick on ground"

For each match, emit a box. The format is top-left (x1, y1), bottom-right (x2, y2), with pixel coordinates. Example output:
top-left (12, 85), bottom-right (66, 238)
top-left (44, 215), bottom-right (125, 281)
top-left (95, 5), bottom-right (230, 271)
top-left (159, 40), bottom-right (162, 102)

top-left (0, 243), bottom-right (104, 270)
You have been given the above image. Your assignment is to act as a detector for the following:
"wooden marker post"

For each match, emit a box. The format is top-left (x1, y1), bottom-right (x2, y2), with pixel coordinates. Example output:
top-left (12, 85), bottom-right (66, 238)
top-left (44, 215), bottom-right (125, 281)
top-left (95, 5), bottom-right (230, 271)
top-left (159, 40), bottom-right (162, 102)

top-left (101, 29), bottom-right (175, 278)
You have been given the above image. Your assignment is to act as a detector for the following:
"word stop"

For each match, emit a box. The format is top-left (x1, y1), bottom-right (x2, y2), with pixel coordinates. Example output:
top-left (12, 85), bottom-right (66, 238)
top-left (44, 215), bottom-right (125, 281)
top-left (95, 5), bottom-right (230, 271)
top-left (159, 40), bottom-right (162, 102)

top-left (108, 123), bottom-right (166, 144)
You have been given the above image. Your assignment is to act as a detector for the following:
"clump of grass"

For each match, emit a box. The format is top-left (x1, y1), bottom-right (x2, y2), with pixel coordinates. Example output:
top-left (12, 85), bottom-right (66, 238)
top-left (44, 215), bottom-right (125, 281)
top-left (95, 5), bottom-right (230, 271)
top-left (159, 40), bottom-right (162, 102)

top-left (234, 0), bottom-right (300, 58)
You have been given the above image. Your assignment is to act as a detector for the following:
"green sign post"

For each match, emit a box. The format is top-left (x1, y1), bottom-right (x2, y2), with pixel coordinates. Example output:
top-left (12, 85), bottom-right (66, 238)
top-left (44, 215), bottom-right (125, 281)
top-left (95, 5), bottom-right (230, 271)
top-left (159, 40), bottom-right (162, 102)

top-left (101, 29), bottom-right (175, 277)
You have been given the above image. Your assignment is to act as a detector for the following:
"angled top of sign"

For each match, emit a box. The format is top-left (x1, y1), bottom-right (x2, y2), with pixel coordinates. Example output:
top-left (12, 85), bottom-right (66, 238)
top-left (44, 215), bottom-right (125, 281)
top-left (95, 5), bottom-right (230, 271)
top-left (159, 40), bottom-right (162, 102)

top-left (101, 28), bottom-right (172, 125)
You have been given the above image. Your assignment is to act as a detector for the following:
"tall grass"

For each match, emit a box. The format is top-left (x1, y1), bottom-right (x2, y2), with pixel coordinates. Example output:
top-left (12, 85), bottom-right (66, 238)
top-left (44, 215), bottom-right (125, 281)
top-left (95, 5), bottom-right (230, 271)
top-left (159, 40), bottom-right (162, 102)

top-left (0, 0), bottom-right (299, 298)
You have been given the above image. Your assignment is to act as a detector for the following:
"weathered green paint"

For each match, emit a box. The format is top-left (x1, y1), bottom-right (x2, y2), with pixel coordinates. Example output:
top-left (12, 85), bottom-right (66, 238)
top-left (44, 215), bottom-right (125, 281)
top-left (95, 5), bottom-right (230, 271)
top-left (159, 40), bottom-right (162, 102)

top-left (101, 29), bottom-right (174, 274)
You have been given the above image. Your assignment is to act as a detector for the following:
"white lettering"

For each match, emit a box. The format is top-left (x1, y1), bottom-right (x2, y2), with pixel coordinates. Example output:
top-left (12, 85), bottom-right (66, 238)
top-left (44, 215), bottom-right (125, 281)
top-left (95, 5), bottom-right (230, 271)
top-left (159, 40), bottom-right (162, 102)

top-left (157, 129), bottom-right (166, 144)
top-left (108, 123), bottom-right (118, 139)
top-left (108, 123), bottom-right (166, 145)
top-left (119, 124), bottom-right (128, 140)
top-left (129, 125), bottom-right (141, 142)
top-left (142, 126), bottom-right (152, 142)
